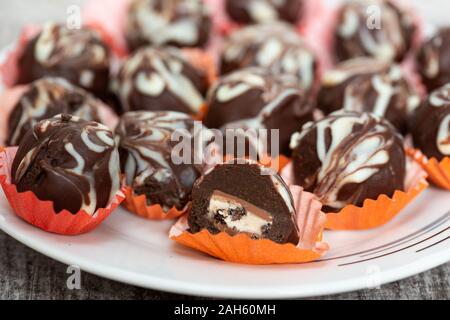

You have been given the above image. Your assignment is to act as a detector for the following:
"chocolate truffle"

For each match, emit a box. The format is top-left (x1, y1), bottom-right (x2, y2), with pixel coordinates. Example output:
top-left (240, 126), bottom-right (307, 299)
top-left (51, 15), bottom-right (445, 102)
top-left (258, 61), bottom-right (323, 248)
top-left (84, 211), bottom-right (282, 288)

top-left (6, 77), bottom-right (106, 146)
top-left (188, 160), bottom-right (299, 244)
top-left (416, 27), bottom-right (450, 92)
top-left (290, 111), bottom-right (405, 212)
top-left (125, 0), bottom-right (211, 51)
top-left (220, 23), bottom-right (317, 91)
top-left (410, 84), bottom-right (450, 161)
top-left (115, 111), bottom-right (206, 211)
top-left (225, 0), bottom-right (304, 25)
top-left (113, 46), bottom-right (207, 115)
top-left (317, 57), bottom-right (420, 134)
top-left (334, 0), bottom-right (416, 62)
top-left (204, 67), bottom-right (314, 156)
top-left (17, 23), bottom-right (110, 98)
top-left (11, 114), bottom-right (121, 215)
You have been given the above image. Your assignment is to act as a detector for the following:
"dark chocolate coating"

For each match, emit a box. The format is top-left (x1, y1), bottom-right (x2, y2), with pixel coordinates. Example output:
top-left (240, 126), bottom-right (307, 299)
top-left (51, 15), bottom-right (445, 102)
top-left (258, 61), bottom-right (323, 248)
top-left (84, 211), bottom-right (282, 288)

top-left (188, 161), bottom-right (299, 244)
top-left (115, 111), bottom-right (205, 211)
top-left (410, 84), bottom-right (450, 161)
top-left (317, 57), bottom-right (420, 134)
top-left (416, 27), bottom-right (450, 92)
top-left (11, 114), bottom-right (121, 215)
top-left (225, 0), bottom-right (304, 25)
top-left (17, 23), bottom-right (110, 98)
top-left (113, 46), bottom-right (207, 115)
top-left (6, 78), bottom-right (105, 146)
top-left (290, 111), bottom-right (405, 212)
top-left (204, 67), bottom-right (313, 156)
top-left (333, 0), bottom-right (416, 63)
top-left (125, 0), bottom-right (211, 51)
top-left (220, 23), bottom-right (317, 91)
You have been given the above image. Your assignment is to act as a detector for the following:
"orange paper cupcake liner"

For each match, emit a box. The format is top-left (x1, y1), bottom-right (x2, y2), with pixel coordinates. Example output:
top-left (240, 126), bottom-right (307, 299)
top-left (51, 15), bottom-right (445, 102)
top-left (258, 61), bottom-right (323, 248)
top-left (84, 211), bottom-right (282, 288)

top-left (181, 48), bottom-right (218, 86)
top-left (0, 147), bottom-right (125, 235)
top-left (193, 103), bottom-right (208, 121)
top-left (222, 154), bottom-right (290, 174)
top-left (407, 148), bottom-right (450, 190)
top-left (281, 154), bottom-right (429, 230)
top-left (169, 185), bottom-right (329, 265)
top-left (123, 186), bottom-right (187, 220)
top-left (180, 49), bottom-right (217, 121)
top-left (87, 21), bottom-right (128, 58)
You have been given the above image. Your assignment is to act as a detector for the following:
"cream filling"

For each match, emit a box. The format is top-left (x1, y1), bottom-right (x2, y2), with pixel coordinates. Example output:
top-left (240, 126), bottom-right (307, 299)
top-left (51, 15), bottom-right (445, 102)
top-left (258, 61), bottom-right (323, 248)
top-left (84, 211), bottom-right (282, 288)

top-left (208, 190), bottom-right (272, 236)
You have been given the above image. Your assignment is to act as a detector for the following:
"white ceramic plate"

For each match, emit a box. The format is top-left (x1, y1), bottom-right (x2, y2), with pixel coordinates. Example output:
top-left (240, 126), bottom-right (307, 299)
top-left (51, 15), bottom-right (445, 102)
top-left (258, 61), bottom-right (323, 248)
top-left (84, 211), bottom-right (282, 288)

top-left (0, 186), bottom-right (449, 298)
top-left (0, 3), bottom-right (449, 296)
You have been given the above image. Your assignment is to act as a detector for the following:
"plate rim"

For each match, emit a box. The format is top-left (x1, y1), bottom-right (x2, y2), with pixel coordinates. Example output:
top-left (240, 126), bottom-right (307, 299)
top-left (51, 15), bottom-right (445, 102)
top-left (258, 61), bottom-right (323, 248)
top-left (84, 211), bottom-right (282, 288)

top-left (1, 214), bottom-right (449, 299)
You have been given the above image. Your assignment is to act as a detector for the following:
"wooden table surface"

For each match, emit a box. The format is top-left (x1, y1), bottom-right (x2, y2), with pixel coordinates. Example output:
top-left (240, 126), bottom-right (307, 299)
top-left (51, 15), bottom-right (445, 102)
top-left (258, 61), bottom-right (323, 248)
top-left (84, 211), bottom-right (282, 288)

top-left (0, 0), bottom-right (449, 300)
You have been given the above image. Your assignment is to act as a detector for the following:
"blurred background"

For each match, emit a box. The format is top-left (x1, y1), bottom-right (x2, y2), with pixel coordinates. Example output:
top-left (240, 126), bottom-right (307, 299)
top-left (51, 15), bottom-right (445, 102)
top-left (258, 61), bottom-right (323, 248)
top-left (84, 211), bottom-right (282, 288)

top-left (0, 0), bottom-right (85, 47)
top-left (1, 0), bottom-right (450, 49)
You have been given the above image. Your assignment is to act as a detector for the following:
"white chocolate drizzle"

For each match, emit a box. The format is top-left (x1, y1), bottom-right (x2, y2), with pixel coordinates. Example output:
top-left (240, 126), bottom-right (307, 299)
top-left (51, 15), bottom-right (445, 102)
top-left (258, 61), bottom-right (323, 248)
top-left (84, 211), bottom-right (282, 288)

top-left (291, 111), bottom-right (398, 209)
top-left (34, 22), bottom-right (108, 69)
top-left (115, 47), bottom-right (204, 113)
top-left (222, 23), bottom-right (316, 90)
top-left (126, 0), bottom-right (209, 46)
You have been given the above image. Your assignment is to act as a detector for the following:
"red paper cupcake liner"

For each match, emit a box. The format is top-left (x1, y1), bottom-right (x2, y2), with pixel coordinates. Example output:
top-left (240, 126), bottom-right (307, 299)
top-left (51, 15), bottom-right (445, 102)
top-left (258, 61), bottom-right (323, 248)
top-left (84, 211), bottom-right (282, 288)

top-left (281, 152), bottom-right (429, 230)
top-left (169, 185), bottom-right (329, 265)
top-left (0, 147), bottom-right (125, 235)
top-left (407, 148), bottom-right (450, 190)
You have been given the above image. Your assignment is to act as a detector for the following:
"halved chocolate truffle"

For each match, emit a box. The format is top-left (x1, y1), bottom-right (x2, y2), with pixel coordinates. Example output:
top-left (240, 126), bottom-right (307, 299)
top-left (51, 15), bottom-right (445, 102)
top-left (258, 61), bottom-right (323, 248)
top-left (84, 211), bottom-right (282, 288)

top-left (115, 111), bottom-right (206, 211)
top-left (204, 67), bottom-right (314, 156)
top-left (220, 23), bottom-right (317, 91)
top-left (17, 23), bottom-right (110, 98)
top-left (225, 0), bottom-right (304, 25)
top-left (11, 114), bottom-right (121, 215)
top-left (188, 160), bottom-right (299, 244)
top-left (410, 84), bottom-right (450, 161)
top-left (317, 57), bottom-right (420, 134)
top-left (416, 27), bottom-right (450, 92)
top-left (290, 111), bottom-right (405, 212)
top-left (7, 77), bottom-right (106, 146)
top-left (113, 46), bottom-right (207, 115)
top-left (125, 0), bottom-right (211, 51)
top-left (333, 0), bottom-right (416, 62)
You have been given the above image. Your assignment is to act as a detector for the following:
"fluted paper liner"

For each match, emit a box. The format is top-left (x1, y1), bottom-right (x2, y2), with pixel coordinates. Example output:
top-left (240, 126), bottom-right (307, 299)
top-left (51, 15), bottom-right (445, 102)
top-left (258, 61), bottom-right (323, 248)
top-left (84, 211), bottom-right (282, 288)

top-left (181, 49), bottom-right (217, 120)
top-left (407, 148), bottom-right (450, 190)
top-left (169, 185), bottom-right (329, 265)
top-left (222, 154), bottom-right (290, 174)
top-left (123, 186), bottom-right (187, 220)
top-left (281, 154), bottom-right (429, 230)
top-left (0, 147), bottom-right (125, 235)
top-left (181, 48), bottom-right (217, 86)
